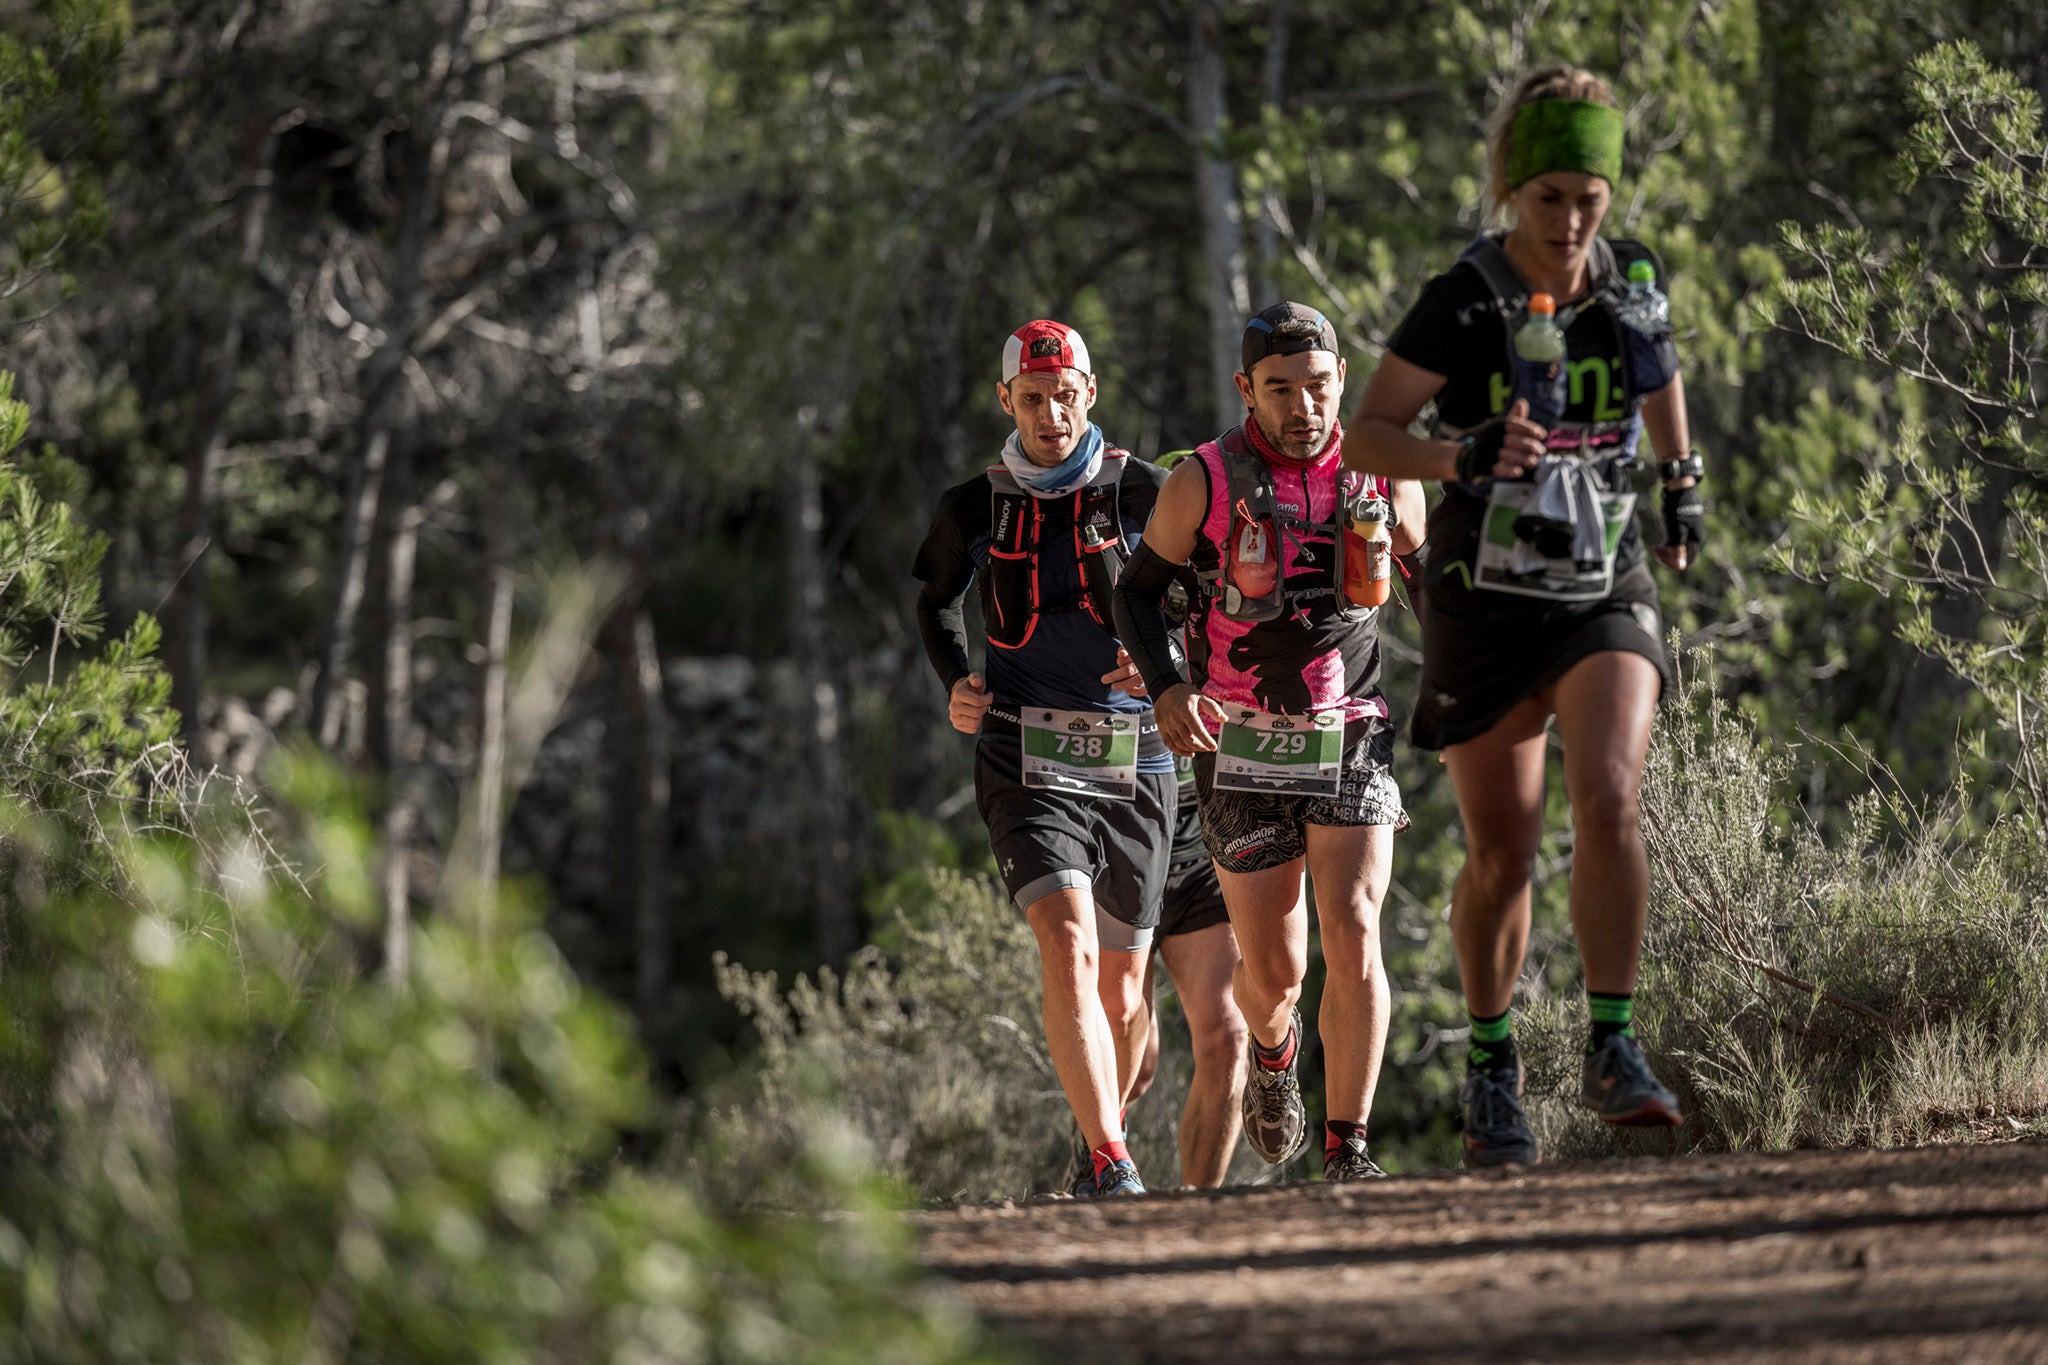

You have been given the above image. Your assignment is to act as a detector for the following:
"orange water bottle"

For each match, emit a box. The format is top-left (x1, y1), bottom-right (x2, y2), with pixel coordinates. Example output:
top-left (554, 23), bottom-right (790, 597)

top-left (1344, 494), bottom-right (1391, 607)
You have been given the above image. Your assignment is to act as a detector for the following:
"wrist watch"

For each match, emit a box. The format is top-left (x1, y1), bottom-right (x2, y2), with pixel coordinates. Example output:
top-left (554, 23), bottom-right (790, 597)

top-left (1658, 452), bottom-right (1704, 483)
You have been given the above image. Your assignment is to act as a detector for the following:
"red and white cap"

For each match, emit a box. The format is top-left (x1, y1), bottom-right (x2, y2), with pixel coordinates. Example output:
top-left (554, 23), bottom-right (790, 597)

top-left (1001, 319), bottom-right (1091, 381)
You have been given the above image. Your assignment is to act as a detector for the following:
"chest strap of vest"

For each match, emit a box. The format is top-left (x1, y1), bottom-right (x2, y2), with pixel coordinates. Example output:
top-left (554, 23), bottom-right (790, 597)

top-left (982, 454), bottom-right (1129, 650)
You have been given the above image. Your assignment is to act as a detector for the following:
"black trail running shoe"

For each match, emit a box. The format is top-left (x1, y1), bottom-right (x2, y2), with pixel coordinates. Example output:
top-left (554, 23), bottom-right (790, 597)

top-left (1461, 1059), bottom-right (1540, 1168)
top-left (1581, 1033), bottom-right (1685, 1127)
top-left (1322, 1133), bottom-right (1389, 1183)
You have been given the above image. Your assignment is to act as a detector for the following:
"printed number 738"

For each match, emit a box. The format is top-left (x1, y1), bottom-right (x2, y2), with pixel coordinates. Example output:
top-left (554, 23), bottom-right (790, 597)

top-left (1056, 735), bottom-right (1108, 759)
top-left (1255, 733), bottom-right (1309, 755)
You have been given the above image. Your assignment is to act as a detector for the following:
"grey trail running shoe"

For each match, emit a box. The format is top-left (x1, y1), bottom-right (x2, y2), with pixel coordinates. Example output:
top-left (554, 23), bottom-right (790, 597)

top-left (1460, 1059), bottom-right (1539, 1168)
top-left (1581, 1033), bottom-right (1685, 1127)
top-left (1241, 1008), bottom-right (1309, 1165)
top-left (1322, 1133), bottom-right (1389, 1183)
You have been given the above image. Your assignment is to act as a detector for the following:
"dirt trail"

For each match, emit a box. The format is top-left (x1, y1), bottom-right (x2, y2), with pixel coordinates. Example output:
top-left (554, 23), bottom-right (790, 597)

top-left (918, 1140), bottom-right (2048, 1363)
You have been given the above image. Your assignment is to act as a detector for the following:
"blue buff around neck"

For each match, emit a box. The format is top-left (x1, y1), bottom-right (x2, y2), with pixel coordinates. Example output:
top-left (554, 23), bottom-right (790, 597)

top-left (1012, 423), bottom-right (1104, 494)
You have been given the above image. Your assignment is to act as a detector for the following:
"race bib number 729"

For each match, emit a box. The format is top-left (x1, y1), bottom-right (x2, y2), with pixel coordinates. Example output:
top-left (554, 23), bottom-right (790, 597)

top-left (1214, 709), bottom-right (1342, 797)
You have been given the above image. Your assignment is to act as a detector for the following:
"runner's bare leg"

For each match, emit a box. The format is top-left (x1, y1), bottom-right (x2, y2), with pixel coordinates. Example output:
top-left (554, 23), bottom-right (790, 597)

top-left (1546, 651), bottom-right (1660, 996)
top-left (1305, 821), bottom-right (1395, 1125)
top-left (1442, 696), bottom-right (1551, 1016)
top-left (1213, 861), bottom-right (1309, 1053)
top-left (1157, 918), bottom-right (1248, 1186)
top-left (1027, 887), bottom-right (1128, 1149)
top-left (1098, 944), bottom-right (1151, 1111)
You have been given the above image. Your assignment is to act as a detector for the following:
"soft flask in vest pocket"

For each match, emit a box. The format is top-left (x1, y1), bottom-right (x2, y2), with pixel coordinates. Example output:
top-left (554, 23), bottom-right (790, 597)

top-left (1218, 430), bottom-right (1288, 622)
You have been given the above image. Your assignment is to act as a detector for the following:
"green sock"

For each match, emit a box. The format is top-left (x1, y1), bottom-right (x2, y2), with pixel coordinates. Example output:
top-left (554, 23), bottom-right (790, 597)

top-left (1468, 1008), bottom-right (1518, 1072)
top-left (1587, 992), bottom-right (1635, 1052)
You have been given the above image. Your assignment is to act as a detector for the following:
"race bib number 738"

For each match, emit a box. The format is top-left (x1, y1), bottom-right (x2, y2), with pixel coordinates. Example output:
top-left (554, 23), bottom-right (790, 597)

top-left (1021, 709), bottom-right (1139, 800)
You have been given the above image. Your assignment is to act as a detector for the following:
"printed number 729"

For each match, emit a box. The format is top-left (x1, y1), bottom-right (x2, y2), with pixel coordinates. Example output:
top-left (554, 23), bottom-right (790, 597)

top-left (1255, 733), bottom-right (1309, 756)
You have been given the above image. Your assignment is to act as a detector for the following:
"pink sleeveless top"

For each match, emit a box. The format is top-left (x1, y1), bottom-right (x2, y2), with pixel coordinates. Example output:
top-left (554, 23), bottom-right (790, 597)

top-left (1189, 430), bottom-right (1389, 727)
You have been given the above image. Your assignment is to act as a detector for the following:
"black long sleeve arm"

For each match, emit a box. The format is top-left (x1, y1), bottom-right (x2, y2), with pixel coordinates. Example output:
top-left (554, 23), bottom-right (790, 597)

top-left (1112, 542), bottom-right (1190, 701)
top-left (914, 580), bottom-right (974, 696)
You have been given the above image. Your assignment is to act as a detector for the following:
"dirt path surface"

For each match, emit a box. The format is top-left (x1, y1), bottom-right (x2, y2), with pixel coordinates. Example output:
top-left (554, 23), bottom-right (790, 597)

top-left (917, 1141), bottom-right (2048, 1363)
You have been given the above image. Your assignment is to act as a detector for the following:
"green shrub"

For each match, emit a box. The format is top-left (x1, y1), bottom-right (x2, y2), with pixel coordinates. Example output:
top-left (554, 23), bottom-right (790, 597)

top-left (0, 375), bottom-right (1001, 1363)
top-left (703, 856), bottom-right (1268, 1203)
top-left (1519, 648), bottom-right (2048, 1159)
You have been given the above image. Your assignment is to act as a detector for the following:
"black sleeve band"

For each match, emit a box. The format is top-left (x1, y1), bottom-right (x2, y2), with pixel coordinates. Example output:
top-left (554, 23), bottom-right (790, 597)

top-left (1112, 542), bottom-right (1190, 702)
top-left (914, 579), bottom-right (974, 695)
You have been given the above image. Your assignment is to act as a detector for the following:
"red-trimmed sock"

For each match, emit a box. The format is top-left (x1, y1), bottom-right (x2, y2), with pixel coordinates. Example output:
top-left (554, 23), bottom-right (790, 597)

top-left (1252, 1022), bottom-right (1298, 1072)
top-left (1091, 1140), bottom-right (1132, 1180)
top-left (1325, 1119), bottom-right (1368, 1160)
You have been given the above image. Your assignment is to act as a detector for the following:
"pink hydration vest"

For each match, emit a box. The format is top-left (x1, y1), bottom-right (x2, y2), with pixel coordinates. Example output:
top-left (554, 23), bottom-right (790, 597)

top-left (1190, 427), bottom-right (1390, 725)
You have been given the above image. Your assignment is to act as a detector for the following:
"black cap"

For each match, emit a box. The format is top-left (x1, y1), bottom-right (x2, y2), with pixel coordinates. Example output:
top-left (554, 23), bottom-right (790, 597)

top-left (1240, 302), bottom-right (1338, 374)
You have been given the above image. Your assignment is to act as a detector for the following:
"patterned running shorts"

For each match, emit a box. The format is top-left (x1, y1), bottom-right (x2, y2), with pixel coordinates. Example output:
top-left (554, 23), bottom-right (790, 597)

top-left (1192, 719), bottom-right (1406, 874)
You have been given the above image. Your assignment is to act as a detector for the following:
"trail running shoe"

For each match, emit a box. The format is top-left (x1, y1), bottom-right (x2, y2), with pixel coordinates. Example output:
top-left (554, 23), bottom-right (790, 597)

top-left (1059, 1122), bottom-right (1091, 1196)
top-left (1322, 1133), bottom-right (1389, 1183)
top-left (1581, 1033), bottom-right (1685, 1127)
top-left (1077, 1159), bottom-right (1146, 1199)
top-left (1460, 1059), bottom-right (1540, 1168)
top-left (1241, 1008), bottom-right (1309, 1165)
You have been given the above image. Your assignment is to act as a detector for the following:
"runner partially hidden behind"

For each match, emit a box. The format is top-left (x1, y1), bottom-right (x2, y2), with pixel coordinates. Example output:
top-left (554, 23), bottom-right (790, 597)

top-left (913, 320), bottom-right (1171, 1198)
top-left (1115, 472), bottom-right (1249, 1188)
top-left (1342, 66), bottom-right (1702, 1166)
top-left (1115, 304), bottom-right (1426, 1182)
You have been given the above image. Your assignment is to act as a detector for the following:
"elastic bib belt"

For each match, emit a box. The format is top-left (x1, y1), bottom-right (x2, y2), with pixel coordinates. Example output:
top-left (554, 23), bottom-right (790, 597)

top-left (985, 706), bottom-right (1160, 736)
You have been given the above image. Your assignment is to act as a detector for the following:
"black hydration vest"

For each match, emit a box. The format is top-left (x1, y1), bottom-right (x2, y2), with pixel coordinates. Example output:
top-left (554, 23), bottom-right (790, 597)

top-left (981, 450), bottom-right (1129, 651)
top-left (1438, 232), bottom-right (1669, 463)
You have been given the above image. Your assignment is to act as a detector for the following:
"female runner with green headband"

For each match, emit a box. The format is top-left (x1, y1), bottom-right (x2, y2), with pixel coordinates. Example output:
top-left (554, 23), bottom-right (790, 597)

top-left (1341, 66), bottom-right (1704, 1167)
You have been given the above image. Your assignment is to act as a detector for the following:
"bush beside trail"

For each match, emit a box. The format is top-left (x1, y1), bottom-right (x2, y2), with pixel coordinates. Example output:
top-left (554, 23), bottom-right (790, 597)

top-left (1523, 653), bottom-right (2048, 1161)
top-left (0, 377), bottom-right (1002, 1363)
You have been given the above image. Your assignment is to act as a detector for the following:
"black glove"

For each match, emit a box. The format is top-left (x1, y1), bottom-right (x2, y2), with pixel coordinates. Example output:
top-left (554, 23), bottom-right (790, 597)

top-left (1661, 482), bottom-right (1705, 554)
top-left (1455, 423), bottom-right (1507, 485)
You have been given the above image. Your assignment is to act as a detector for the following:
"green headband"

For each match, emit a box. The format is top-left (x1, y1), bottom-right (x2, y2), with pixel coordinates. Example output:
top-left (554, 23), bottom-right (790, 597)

top-left (1507, 98), bottom-right (1624, 188)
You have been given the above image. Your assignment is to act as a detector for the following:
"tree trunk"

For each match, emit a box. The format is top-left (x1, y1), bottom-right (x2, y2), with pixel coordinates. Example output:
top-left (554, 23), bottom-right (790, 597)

top-left (1255, 0), bottom-right (1289, 304)
top-left (472, 491), bottom-right (514, 935)
top-left (168, 114), bottom-right (279, 746)
top-left (787, 451), bottom-right (853, 967)
top-left (1189, 0), bottom-right (1251, 431)
top-left (310, 0), bottom-right (491, 747)
top-left (604, 606), bottom-right (670, 1021)
top-left (378, 457), bottom-right (424, 984)
top-left (577, 262), bottom-right (674, 1021)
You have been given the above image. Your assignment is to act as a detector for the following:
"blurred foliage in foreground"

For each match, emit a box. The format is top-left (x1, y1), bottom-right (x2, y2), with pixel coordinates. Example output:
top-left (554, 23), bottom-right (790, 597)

top-left (0, 373), bottom-right (1001, 1363)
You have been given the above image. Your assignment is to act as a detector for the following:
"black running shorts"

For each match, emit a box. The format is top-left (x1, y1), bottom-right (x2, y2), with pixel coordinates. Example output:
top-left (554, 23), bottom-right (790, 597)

top-left (1159, 789), bottom-right (1229, 937)
top-left (1160, 849), bottom-right (1230, 937)
top-left (1411, 561), bottom-right (1672, 751)
top-left (1192, 718), bottom-right (1405, 875)
top-left (974, 738), bottom-right (1176, 952)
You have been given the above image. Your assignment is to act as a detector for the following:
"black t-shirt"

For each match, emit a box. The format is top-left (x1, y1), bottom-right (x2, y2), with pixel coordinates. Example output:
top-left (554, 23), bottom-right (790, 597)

top-left (1386, 244), bottom-right (1680, 591)
top-left (912, 455), bottom-right (1172, 770)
